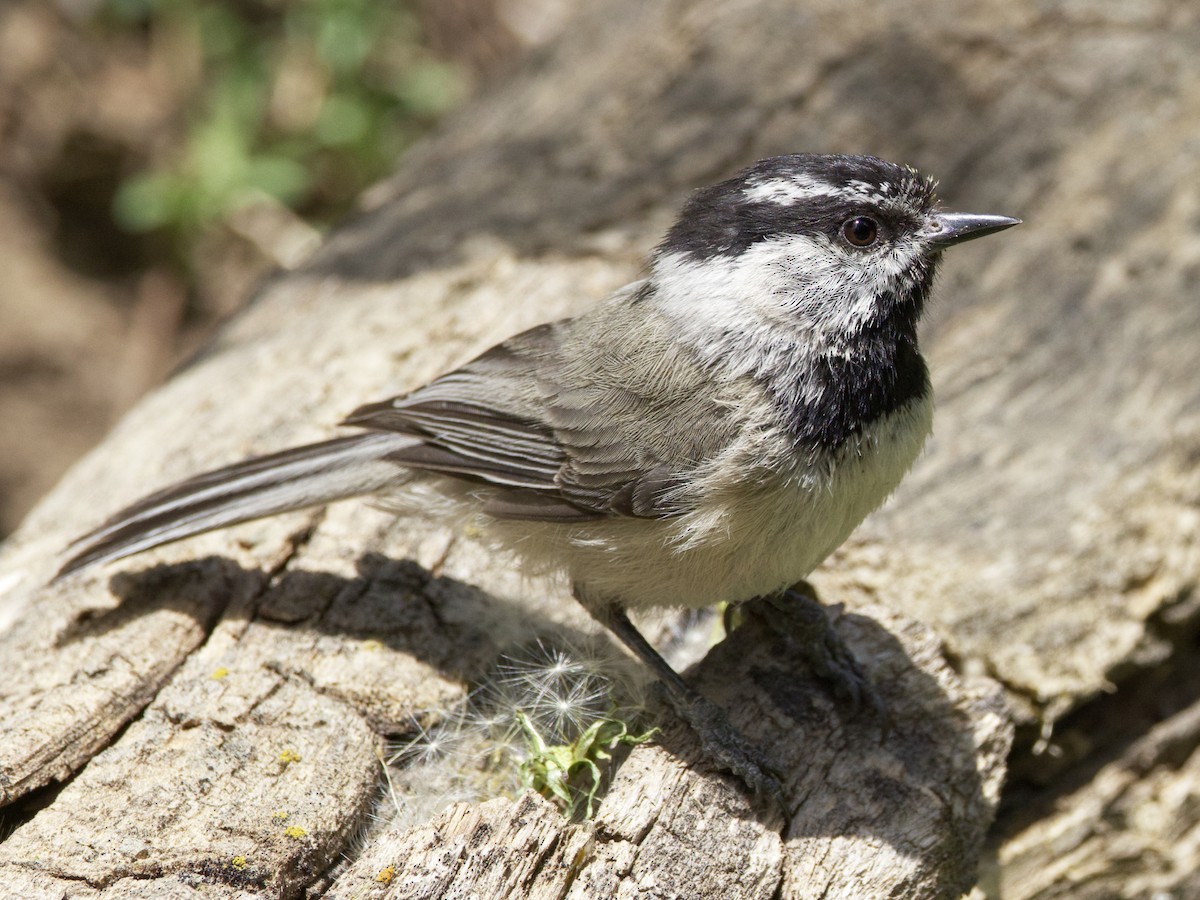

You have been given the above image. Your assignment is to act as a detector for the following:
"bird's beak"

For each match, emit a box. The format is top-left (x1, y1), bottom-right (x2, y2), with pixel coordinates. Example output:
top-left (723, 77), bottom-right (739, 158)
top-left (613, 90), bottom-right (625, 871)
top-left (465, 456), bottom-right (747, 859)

top-left (925, 212), bottom-right (1021, 247)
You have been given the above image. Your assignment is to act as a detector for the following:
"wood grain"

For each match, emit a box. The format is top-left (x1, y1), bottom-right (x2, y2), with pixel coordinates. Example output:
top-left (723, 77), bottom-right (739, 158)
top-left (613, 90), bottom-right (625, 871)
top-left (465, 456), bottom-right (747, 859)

top-left (2, 0), bottom-right (1198, 896)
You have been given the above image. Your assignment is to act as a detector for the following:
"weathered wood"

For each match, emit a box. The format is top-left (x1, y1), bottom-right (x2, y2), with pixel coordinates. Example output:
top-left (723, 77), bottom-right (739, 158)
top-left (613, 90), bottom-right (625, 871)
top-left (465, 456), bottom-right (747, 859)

top-left (321, 605), bottom-right (1008, 900)
top-left (1, 0), bottom-right (1198, 896)
top-left (995, 695), bottom-right (1200, 898)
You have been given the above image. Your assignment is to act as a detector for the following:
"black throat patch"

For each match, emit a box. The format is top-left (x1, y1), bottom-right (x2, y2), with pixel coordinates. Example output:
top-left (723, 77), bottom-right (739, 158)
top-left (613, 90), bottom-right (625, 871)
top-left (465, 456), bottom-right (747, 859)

top-left (781, 334), bottom-right (929, 452)
top-left (769, 276), bottom-right (933, 452)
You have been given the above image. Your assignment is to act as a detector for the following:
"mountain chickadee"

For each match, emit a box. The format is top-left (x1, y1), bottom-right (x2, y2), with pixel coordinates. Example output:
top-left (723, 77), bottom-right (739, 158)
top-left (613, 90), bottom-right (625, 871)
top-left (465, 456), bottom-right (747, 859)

top-left (58, 154), bottom-right (1019, 799)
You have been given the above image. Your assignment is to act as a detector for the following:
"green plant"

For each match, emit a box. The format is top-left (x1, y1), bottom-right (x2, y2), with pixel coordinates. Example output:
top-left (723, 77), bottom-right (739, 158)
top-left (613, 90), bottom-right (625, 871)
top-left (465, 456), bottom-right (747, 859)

top-left (100, 0), bottom-right (465, 256)
top-left (515, 709), bottom-right (656, 820)
top-left (383, 639), bottom-right (654, 826)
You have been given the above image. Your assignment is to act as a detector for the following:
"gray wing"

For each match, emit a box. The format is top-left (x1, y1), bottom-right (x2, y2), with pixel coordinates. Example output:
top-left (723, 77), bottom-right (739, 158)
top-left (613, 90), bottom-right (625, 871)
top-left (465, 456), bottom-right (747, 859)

top-left (343, 288), bottom-right (742, 521)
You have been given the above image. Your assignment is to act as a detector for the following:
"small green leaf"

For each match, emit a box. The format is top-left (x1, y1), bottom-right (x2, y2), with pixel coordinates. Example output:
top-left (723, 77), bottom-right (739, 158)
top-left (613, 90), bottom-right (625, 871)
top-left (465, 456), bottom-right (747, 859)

top-left (316, 95), bottom-right (372, 147)
top-left (114, 172), bottom-right (183, 232)
top-left (394, 62), bottom-right (466, 117)
top-left (245, 155), bottom-right (310, 204)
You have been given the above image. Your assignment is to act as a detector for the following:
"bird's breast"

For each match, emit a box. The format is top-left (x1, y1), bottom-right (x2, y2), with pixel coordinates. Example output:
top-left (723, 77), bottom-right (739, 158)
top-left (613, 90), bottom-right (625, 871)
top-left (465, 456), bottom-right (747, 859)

top-left (701, 392), bottom-right (931, 596)
top-left (573, 393), bottom-right (935, 609)
top-left (486, 393), bottom-right (933, 612)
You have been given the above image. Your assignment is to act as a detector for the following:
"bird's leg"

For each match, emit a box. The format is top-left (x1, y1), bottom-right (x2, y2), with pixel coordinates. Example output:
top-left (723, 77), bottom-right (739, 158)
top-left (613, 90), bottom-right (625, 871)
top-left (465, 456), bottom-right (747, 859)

top-left (745, 583), bottom-right (883, 717)
top-left (584, 597), bottom-right (783, 802)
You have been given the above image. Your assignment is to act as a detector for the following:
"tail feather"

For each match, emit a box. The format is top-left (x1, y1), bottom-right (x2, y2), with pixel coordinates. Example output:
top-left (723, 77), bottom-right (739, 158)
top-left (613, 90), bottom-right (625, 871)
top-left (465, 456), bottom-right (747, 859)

top-left (57, 433), bottom-right (410, 580)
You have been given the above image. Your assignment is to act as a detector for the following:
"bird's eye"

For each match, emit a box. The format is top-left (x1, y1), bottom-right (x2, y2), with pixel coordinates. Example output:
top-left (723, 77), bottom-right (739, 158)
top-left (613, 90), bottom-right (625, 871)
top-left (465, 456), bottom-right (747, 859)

top-left (842, 216), bottom-right (879, 247)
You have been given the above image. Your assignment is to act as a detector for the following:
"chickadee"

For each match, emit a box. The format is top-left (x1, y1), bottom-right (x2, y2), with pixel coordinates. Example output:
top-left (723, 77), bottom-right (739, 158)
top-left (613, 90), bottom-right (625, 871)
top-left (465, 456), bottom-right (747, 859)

top-left (58, 154), bottom-right (1019, 798)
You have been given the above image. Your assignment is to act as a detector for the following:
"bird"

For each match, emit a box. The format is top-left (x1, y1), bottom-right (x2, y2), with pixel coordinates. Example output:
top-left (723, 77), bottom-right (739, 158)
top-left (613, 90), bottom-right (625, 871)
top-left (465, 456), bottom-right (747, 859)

top-left (57, 154), bottom-right (1020, 799)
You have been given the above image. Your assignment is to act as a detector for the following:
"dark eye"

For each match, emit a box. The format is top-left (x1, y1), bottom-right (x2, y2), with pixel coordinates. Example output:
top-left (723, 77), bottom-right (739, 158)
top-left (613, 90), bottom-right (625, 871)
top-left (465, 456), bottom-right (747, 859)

top-left (841, 216), bottom-right (879, 247)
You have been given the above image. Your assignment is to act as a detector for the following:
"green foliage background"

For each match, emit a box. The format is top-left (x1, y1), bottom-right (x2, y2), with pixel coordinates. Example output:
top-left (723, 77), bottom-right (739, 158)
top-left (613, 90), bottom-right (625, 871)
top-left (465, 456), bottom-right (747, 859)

top-left (98, 0), bottom-right (466, 257)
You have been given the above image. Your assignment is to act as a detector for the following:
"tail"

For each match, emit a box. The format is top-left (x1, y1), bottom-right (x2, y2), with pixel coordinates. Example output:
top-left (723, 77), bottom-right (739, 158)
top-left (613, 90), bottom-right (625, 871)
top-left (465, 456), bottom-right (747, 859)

top-left (56, 432), bottom-right (411, 580)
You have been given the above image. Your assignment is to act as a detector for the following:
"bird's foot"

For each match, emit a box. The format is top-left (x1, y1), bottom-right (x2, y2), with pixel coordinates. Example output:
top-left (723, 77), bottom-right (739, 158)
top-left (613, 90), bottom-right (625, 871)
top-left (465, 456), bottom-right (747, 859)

top-left (649, 679), bottom-right (784, 805)
top-left (747, 585), bottom-right (885, 720)
top-left (584, 598), bottom-right (783, 804)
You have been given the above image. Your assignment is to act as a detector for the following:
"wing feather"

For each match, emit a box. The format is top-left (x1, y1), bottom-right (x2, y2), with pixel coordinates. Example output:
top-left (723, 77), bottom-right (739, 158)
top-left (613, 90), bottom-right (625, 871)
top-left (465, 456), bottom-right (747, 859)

top-left (341, 286), bottom-right (742, 521)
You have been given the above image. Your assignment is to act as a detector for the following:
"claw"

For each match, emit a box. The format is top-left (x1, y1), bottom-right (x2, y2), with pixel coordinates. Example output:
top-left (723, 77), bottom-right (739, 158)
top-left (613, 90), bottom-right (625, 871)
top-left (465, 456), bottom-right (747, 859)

top-left (752, 588), bottom-right (887, 726)
top-left (649, 682), bottom-right (786, 807)
top-left (584, 597), bottom-right (786, 807)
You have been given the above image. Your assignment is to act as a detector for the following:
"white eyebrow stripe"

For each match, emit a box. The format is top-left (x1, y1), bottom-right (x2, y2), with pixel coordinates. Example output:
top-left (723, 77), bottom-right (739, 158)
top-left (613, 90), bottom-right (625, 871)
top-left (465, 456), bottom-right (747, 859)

top-left (742, 176), bottom-right (843, 205)
top-left (848, 178), bottom-right (890, 196)
top-left (743, 175), bottom-right (901, 208)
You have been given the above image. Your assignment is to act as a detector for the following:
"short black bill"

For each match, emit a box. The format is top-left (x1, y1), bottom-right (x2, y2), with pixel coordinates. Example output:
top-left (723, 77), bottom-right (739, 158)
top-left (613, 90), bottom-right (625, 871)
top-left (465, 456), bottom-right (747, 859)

top-left (925, 212), bottom-right (1021, 247)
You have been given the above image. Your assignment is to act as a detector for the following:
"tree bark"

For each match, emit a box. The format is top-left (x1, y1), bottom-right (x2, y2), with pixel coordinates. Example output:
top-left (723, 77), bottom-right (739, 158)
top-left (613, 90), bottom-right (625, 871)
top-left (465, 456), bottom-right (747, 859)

top-left (1, 0), bottom-right (1198, 897)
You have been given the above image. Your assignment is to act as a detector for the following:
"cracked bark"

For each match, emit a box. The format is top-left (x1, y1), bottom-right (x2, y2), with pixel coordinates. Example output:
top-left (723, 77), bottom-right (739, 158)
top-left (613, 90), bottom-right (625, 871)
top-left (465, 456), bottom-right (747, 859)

top-left (1, 0), bottom-right (1199, 897)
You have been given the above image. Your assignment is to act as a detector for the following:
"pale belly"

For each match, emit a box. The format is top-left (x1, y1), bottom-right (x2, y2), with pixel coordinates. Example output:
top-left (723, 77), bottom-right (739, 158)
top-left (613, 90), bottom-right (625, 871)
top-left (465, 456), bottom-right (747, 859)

top-left (492, 396), bottom-right (933, 610)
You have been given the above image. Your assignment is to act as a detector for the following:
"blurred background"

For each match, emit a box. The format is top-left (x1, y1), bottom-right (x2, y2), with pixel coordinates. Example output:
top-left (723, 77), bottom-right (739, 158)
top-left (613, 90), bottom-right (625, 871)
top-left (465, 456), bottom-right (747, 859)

top-left (0, 0), bottom-right (569, 539)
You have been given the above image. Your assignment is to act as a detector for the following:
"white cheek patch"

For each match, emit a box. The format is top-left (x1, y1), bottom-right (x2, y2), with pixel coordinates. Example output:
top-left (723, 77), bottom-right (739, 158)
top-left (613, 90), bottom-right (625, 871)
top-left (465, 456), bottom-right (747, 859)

top-left (811, 254), bottom-right (921, 338)
top-left (870, 238), bottom-right (923, 283)
top-left (651, 249), bottom-right (779, 336)
top-left (653, 240), bottom-right (839, 335)
top-left (649, 248), bottom-right (814, 382)
top-left (650, 231), bottom-right (926, 371)
top-left (649, 241), bottom-right (848, 387)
